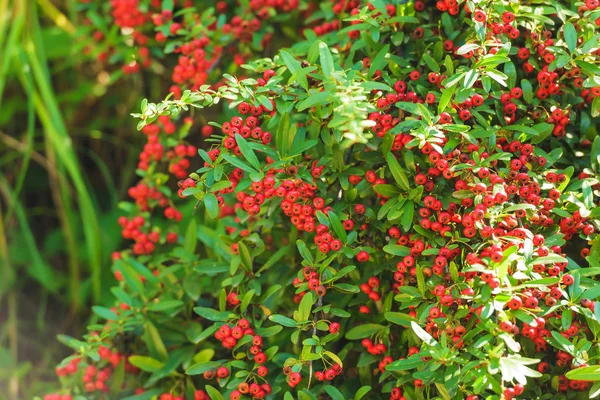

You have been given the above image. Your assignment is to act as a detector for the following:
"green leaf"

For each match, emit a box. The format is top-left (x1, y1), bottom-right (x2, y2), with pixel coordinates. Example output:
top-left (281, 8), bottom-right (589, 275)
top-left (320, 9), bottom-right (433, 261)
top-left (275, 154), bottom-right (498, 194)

top-left (205, 385), bottom-right (225, 400)
top-left (276, 112), bottom-right (291, 156)
top-left (385, 312), bottom-right (416, 327)
top-left (438, 83), bottom-right (456, 113)
top-left (269, 314), bottom-right (297, 328)
top-left (354, 386), bottom-right (372, 400)
top-left (373, 184), bottom-right (400, 197)
top-left (521, 79), bottom-right (533, 103)
top-left (383, 244), bottom-right (411, 256)
top-left (387, 354), bottom-right (424, 371)
top-left (345, 324), bottom-right (384, 340)
top-left (109, 359), bottom-right (125, 395)
top-left (547, 331), bottom-right (576, 355)
top-left (240, 289), bottom-right (255, 314)
top-left (184, 219), bottom-right (197, 252)
top-left (566, 366), bottom-right (600, 381)
top-left (297, 292), bottom-right (314, 322)
top-left (324, 386), bottom-right (345, 400)
top-left (147, 300), bottom-right (184, 312)
top-left (385, 152), bottom-right (410, 191)
top-left (128, 356), bottom-right (165, 372)
top-left (144, 321), bottom-right (168, 362)
top-left (319, 42), bottom-right (334, 78)
top-left (92, 306), bottom-right (118, 321)
top-left (297, 91), bottom-right (330, 111)
top-left (235, 134), bottom-right (260, 170)
top-left (238, 241), bottom-right (253, 271)
top-left (204, 193), bottom-right (219, 219)
top-left (369, 44), bottom-right (390, 77)
top-left (121, 389), bottom-right (163, 400)
top-left (296, 239), bottom-right (314, 263)
top-left (564, 22), bottom-right (577, 53)
top-left (186, 361), bottom-right (221, 375)
top-left (401, 201), bottom-right (414, 232)
top-left (114, 259), bottom-right (144, 296)
top-left (193, 307), bottom-right (231, 322)
top-left (280, 50), bottom-right (301, 73)
top-left (328, 210), bottom-right (347, 244)
top-left (193, 349), bottom-right (215, 364)
top-left (221, 152), bottom-right (256, 173)
top-left (422, 53), bottom-right (439, 72)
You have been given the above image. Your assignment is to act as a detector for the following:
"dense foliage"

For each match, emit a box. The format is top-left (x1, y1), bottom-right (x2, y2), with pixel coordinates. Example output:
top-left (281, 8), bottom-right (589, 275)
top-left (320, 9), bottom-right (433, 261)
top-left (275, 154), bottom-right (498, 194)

top-left (44, 0), bottom-right (600, 399)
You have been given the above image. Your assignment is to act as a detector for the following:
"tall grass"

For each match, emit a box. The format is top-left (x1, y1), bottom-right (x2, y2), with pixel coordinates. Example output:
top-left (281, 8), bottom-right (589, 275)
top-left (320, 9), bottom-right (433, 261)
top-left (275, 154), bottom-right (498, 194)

top-left (0, 0), bottom-right (112, 396)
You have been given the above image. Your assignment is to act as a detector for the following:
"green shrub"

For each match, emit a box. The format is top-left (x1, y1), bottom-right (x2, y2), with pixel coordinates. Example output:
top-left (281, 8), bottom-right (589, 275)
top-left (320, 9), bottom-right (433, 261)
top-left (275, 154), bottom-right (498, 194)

top-left (47, 0), bottom-right (600, 399)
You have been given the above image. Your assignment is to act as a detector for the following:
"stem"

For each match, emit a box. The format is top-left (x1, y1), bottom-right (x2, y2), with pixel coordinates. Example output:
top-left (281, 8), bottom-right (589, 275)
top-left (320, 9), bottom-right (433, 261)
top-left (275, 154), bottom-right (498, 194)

top-left (307, 295), bottom-right (323, 390)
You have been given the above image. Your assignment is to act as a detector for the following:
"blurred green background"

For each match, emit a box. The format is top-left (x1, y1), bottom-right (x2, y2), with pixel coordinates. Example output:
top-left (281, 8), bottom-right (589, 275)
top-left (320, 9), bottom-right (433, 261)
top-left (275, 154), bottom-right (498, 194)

top-left (0, 1), bottom-right (172, 396)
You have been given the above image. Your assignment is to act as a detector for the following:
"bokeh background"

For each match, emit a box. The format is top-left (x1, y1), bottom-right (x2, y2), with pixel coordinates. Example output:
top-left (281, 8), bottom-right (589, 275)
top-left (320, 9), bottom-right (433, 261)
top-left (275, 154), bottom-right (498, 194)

top-left (0, 1), bottom-right (179, 396)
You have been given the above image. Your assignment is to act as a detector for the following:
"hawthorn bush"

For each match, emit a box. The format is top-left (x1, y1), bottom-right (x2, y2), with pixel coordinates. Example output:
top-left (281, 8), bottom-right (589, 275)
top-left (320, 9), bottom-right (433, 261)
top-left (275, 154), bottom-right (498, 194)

top-left (46, 0), bottom-right (600, 399)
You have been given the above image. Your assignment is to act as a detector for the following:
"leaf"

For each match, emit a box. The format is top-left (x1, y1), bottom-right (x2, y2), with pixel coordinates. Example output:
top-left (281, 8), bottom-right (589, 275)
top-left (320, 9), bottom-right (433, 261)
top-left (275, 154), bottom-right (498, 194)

top-left (499, 355), bottom-right (542, 385)
top-left (240, 289), bottom-right (255, 313)
top-left (92, 306), bottom-right (118, 321)
top-left (280, 50), bottom-right (301, 73)
top-left (383, 244), bottom-right (411, 256)
top-left (486, 70), bottom-right (507, 86)
top-left (186, 361), bottom-right (221, 375)
top-left (192, 348), bottom-right (215, 364)
top-left (296, 239), bottom-right (314, 263)
top-left (354, 386), bottom-right (372, 400)
top-left (324, 350), bottom-right (343, 367)
top-left (128, 356), bottom-right (165, 372)
top-left (184, 219), bottom-right (197, 252)
top-left (438, 83), bottom-right (456, 113)
top-left (109, 359), bottom-right (125, 395)
top-left (547, 331), bottom-right (576, 355)
top-left (269, 314), bottom-right (297, 328)
top-left (204, 193), bottom-right (219, 219)
top-left (422, 53), bottom-right (439, 72)
top-left (297, 91), bottom-right (330, 111)
top-left (114, 259), bottom-right (144, 296)
top-left (319, 42), bottom-right (334, 78)
top-left (297, 292), bottom-right (314, 322)
top-left (193, 307), bottom-right (231, 322)
top-left (324, 386), bottom-right (345, 400)
top-left (328, 210), bottom-right (347, 244)
top-left (463, 69), bottom-right (479, 89)
top-left (521, 79), bottom-right (533, 103)
top-left (566, 366), bottom-right (600, 381)
top-left (385, 153), bottom-right (410, 191)
top-left (238, 241), bottom-right (253, 271)
top-left (144, 321), bottom-right (168, 362)
top-left (401, 201), bottom-right (414, 232)
top-left (411, 321), bottom-right (438, 346)
top-left (235, 134), bottom-right (260, 170)
top-left (386, 354), bottom-right (424, 371)
top-left (205, 385), bottom-right (225, 400)
top-left (221, 153), bottom-right (256, 173)
top-left (345, 324), bottom-right (384, 340)
top-left (564, 22), bottom-right (577, 53)
top-left (369, 44), bottom-right (390, 77)
top-left (147, 300), bottom-right (184, 312)
top-left (385, 312), bottom-right (416, 327)
top-left (276, 112), bottom-right (291, 155)
top-left (456, 43), bottom-right (479, 55)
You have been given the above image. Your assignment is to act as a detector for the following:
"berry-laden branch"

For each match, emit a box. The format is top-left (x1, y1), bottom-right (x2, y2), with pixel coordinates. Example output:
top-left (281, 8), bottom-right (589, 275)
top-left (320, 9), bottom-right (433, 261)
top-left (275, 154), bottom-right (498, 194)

top-left (46, 1), bottom-right (600, 400)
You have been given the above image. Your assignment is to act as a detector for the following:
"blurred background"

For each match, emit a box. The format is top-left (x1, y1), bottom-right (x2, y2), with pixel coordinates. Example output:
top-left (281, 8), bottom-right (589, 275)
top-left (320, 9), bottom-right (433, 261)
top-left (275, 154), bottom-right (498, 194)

top-left (0, 1), bottom-right (175, 396)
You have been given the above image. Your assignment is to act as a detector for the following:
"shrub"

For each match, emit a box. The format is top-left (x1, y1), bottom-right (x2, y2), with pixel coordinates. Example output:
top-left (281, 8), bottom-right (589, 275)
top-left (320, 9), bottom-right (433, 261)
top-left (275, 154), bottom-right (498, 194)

top-left (47, 0), bottom-right (600, 399)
